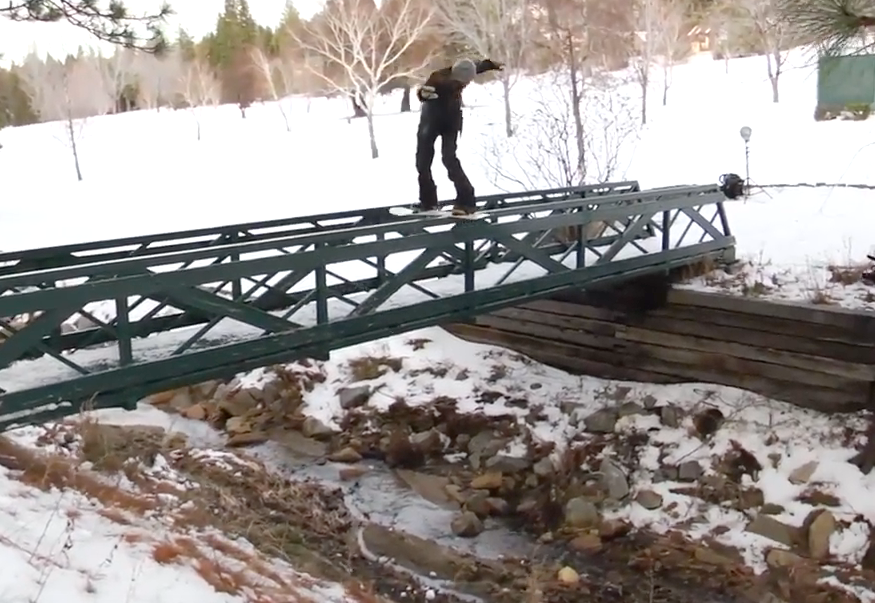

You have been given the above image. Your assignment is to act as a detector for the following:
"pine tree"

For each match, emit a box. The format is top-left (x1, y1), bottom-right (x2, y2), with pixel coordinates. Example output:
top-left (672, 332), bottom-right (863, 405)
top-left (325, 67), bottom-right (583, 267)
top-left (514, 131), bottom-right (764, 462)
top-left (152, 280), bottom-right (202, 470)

top-left (205, 0), bottom-right (264, 111)
top-left (779, 0), bottom-right (875, 55)
top-left (1, 1), bottom-right (172, 51)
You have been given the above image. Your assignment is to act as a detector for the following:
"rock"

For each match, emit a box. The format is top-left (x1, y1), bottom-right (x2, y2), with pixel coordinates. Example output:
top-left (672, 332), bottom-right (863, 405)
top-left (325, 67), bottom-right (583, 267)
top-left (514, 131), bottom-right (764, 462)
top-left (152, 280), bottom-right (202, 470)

top-left (450, 511), bottom-right (483, 537)
top-left (799, 489), bottom-right (841, 507)
top-left (654, 465), bottom-right (679, 482)
top-left (272, 431), bottom-right (328, 457)
top-left (806, 509), bottom-right (836, 560)
top-left (692, 408), bottom-right (724, 438)
top-left (338, 385), bottom-right (371, 410)
top-left (339, 466), bottom-right (369, 481)
top-left (148, 389), bottom-right (177, 406)
top-left (328, 447), bottom-right (362, 463)
top-left (181, 403), bottom-right (207, 421)
top-left (746, 515), bottom-right (799, 548)
top-left (599, 457), bottom-right (630, 500)
top-left (570, 533), bottom-right (602, 552)
top-left (617, 402), bottom-right (644, 417)
top-left (467, 431), bottom-right (506, 457)
top-left (599, 519), bottom-right (631, 540)
top-left (470, 472), bottom-right (503, 491)
top-left (444, 484), bottom-right (467, 505)
top-left (693, 545), bottom-right (736, 566)
top-left (659, 405), bottom-right (682, 428)
top-left (394, 470), bottom-right (458, 509)
top-left (195, 379), bottom-right (222, 399)
top-left (225, 416), bottom-right (251, 434)
top-left (168, 389), bottom-right (195, 412)
top-left (677, 460), bottom-right (703, 482)
top-left (226, 431), bottom-right (268, 447)
top-left (410, 429), bottom-right (443, 454)
top-left (301, 416), bottom-right (336, 440)
top-left (634, 489), bottom-right (664, 510)
top-left (484, 454), bottom-right (531, 473)
top-left (485, 497), bottom-right (510, 516)
top-left (219, 387), bottom-right (260, 416)
top-left (464, 491), bottom-right (492, 517)
top-left (788, 460), bottom-right (819, 485)
top-left (760, 503), bottom-right (786, 515)
top-left (557, 566), bottom-right (579, 585)
top-left (564, 497), bottom-right (601, 529)
top-left (765, 547), bottom-right (805, 569)
top-left (532, 457), bottom-right (555, 477)
top-left (583, 408), bottom-right (618, 433)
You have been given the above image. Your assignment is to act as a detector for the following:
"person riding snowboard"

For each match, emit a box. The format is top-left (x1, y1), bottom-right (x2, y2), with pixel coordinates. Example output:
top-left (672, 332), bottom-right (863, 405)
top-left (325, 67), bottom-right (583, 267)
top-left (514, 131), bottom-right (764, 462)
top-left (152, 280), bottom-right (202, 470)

top-left (415, 58), bottom-right (504, 216)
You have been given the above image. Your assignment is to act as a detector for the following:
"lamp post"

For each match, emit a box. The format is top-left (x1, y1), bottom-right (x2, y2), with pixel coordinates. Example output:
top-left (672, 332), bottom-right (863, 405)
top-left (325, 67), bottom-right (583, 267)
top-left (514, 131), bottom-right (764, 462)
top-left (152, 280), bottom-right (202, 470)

top-left (739, 126), bottom-right (752, 198)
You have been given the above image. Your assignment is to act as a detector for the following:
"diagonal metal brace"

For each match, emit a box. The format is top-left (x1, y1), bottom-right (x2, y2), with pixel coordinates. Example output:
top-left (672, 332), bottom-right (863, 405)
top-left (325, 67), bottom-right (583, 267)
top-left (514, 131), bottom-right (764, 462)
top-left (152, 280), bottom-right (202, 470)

top-left (0, 307), bottom-right (80, 369)
top-left (597, 212), bottom-right (658, 264)
top-left (163, 286), bottom-right (295, 333)
top-left (347, 246), bottom-right (446, 317)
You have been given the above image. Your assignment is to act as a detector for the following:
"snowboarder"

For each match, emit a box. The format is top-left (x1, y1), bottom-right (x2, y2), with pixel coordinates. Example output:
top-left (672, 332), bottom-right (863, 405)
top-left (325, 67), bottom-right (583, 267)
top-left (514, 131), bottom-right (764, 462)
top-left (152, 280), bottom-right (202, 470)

top-left (415, 58), bottom-right (504, 216)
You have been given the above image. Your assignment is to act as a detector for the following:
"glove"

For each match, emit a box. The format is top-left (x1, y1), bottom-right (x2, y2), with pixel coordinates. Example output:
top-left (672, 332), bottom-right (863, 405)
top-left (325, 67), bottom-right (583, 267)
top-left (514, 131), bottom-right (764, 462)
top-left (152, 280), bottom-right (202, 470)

top-left (418, 85), bottom-right (438, 100)
top-left (482, 59), bottom-right (504, 72)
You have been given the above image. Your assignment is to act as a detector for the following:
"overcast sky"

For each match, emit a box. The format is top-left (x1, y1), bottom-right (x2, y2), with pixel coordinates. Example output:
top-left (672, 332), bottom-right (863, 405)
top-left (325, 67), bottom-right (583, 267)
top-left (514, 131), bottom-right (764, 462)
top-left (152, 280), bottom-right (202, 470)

top-left (1, 0), bottom-right (320, 63)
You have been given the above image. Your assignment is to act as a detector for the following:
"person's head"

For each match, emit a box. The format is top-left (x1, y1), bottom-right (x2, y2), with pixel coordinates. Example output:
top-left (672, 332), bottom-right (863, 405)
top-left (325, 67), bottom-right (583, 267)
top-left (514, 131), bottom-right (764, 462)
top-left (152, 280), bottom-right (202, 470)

top-left (450, 58), bottom-right (476, 84)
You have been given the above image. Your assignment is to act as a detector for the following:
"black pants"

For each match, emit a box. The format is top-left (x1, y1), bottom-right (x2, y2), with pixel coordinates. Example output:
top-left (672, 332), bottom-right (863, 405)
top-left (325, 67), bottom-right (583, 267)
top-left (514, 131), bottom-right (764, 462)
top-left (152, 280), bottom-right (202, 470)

top-left (415, 121), bottom-right (475, 209)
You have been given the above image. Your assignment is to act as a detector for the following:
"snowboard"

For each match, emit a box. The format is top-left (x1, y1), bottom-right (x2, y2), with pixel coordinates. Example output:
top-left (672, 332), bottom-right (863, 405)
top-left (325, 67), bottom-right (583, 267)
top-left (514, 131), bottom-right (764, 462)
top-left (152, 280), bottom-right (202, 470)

top-left (389, 207), bottom-right (487, 220)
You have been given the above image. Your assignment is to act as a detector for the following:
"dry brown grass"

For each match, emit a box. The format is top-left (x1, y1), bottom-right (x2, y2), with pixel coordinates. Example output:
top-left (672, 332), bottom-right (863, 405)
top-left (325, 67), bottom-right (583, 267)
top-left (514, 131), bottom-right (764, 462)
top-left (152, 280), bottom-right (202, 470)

top-left (347, 355), bottom-right (404, 381)
top-left (0, 422), bottom-right (382, 602)
top-left (827, 264), bottom-right (867, 286)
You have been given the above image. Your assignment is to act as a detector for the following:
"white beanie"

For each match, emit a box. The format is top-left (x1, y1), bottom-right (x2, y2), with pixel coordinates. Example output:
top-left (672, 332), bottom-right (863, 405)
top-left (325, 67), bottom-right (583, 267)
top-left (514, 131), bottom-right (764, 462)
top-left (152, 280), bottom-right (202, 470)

top-left (451, 58), bottom-right (476, 84)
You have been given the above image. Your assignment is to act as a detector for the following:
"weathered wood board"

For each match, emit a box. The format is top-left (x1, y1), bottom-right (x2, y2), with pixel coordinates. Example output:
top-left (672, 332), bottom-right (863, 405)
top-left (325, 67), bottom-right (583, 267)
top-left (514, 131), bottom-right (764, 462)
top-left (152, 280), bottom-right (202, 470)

top-left (445, 288), bottom-right (875, 414)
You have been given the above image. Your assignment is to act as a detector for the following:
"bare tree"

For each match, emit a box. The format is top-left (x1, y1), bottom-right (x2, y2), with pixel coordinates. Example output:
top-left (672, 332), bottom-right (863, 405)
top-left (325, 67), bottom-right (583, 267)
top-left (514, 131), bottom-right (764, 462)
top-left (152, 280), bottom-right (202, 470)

top-left (295, 0), bottom-right (436, 159)
top-left (481, 70), bottom-right (639, 190)
top-left (650, 0), bottom-right (689, 106)
top-left (435, 0), bottom-right (532, 137)
top-left (133, 51), bottom-right (183, 110)
top-left (17, 53), bottom-right (114, 180)
top-left (178, 57), bottom-right (221, 140)
top-left (251, 46), bottom-right (292, 131)
top-left (95, 49), bottom-right (136, 111)
top-left (632, 0), bottom-right (659, 125)
top-left (737, 0), bottom-right (794, 102)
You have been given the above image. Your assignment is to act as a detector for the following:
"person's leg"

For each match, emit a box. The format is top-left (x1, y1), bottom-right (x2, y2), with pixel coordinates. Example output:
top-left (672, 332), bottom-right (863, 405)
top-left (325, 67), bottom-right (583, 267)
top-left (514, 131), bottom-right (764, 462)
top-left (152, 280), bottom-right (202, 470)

top-left (416, 121), bottom-right (439, 211)
top-left (440, 130), bottom-right (476, 213)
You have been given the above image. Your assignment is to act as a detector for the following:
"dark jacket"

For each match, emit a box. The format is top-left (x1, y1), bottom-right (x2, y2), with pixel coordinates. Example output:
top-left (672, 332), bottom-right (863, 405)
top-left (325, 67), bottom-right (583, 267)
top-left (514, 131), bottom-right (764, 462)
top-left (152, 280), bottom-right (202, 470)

top-left (417, 59), bottom-right (502, 133)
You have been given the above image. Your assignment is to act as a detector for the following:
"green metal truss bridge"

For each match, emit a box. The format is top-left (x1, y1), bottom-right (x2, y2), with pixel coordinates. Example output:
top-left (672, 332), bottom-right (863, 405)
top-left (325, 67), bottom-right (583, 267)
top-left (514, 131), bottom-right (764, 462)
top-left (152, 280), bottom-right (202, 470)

top-left (0, 181), bottom-right (735, 430)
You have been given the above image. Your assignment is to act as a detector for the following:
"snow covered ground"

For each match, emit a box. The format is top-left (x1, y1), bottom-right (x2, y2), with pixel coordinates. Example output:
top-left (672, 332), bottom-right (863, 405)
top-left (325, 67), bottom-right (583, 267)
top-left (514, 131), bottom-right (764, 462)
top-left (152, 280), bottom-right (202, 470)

top-left (1, 45), bottom-right (875, 602)
top-left (0, 423), bottom-right (363, 603)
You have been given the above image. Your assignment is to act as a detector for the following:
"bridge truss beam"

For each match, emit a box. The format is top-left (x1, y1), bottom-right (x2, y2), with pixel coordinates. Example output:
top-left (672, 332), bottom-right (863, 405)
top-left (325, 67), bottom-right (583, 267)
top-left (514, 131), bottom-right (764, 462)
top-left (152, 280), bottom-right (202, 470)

top-left (0, 184), bottom-right (734, 429)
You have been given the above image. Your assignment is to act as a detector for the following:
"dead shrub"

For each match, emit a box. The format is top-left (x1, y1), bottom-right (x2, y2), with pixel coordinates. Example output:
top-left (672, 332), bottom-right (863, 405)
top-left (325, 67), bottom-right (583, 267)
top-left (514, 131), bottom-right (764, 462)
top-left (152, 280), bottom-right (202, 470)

top-left (828, 264), bottom-right (866, 286)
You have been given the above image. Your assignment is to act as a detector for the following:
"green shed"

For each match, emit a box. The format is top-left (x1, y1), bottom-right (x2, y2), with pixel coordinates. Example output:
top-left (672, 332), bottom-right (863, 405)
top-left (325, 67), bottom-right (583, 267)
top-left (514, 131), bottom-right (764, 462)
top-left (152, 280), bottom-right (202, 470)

top-left (816, 54), bottom-right (875, 120)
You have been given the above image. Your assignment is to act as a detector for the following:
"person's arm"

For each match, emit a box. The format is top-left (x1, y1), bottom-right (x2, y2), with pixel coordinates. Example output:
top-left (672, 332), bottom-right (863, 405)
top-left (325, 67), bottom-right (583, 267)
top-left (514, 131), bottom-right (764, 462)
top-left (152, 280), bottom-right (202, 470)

top-left (417, 67), bottom-right (455, 102)
top-left (475, 59), bottom-right (504, 74)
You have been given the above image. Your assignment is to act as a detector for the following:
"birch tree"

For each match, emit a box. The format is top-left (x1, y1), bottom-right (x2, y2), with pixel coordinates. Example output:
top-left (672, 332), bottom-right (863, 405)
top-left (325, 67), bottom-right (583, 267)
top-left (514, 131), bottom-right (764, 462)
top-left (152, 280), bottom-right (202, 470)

top-left (251, 47), bottom-right (292, 131)
top-left (295, 0), bottom-right (436, 159)
top-left (18, 54), bottom-right (113, 180)
top-left (435, 0), bottom-right (532, 137)
top-left (179, 57), bottom-right (222, 140)
top-left (133, 52), bottom-right (183, 109)
top-left (652, 0), bottom-right (690, 106)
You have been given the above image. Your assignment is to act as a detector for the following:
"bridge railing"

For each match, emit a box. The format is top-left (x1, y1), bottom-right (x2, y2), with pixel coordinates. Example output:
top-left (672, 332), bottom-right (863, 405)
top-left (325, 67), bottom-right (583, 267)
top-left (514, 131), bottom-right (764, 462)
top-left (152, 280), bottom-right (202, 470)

top-left (0, 181), bottom-right (640, 277)
top-left (0, 184), bottom-right (734, 429)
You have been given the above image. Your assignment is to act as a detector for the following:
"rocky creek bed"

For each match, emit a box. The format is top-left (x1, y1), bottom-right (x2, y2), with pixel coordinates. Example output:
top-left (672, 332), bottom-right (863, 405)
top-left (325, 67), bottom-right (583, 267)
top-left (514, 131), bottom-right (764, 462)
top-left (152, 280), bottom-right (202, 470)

top-left (134, 352), bottom-right (875, 603)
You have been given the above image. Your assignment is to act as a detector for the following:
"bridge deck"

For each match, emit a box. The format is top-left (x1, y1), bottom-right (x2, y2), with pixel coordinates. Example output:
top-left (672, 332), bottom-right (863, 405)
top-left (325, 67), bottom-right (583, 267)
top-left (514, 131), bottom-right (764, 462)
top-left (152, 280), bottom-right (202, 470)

top-left (0, 183), bottom-right (735, 429)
